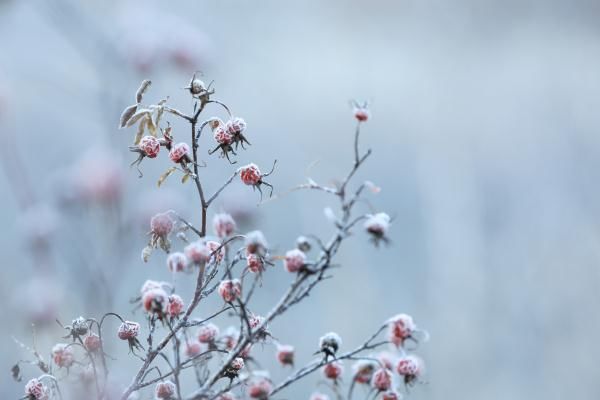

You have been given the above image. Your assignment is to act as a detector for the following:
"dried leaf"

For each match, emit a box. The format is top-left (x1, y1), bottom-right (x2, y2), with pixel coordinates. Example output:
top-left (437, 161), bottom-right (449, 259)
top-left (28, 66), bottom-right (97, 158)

top-left (11, 364), bottom-right (21, 382)
top-left (141, 246), bottom-right (153, 263)
top-left (135, 80), bottom-right (152, 103)
top-left (119, 104), bottom-right (138, 128)
top-left (155, 106), bottom-right (164, 127)
top-left (181, 173), bottom-right (190, 184)
top-left (126, 108), bottom-right (152, 127)
top-left (158, 167), bottom-right (177, 187)
top-left (134, 118), bottom-right (146, 145)
top-left (147, 115), bottom-right (157, 137)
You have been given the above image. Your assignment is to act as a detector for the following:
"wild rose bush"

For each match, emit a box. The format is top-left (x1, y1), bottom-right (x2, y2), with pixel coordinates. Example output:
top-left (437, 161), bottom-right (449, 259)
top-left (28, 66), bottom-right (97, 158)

top-left (14, 75), bottom-right (428, 400)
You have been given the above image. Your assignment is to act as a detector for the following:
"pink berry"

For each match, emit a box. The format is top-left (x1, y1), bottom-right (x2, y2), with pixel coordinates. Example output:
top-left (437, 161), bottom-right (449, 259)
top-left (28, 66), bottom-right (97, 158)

top-left (52, 343), bottom-right (75, 368)
top-left (245, 230), bottom-right (268, 255)
top-left (377, 352), bottom-right (396, 370)
top-left (387, 314), bottom-right (416, 347)
top-left (142, 288), bottom-right (169, 315)
top-left (213, 213), bottom-right (236, 238)
top-left (219, 392), bottom-right (238, 400)
top-left (276, 344), bottom-right (294, 366)
top-left (185, 340), bottom-right (204, 358)
top-left (323, 361), bottom-right (343, 380)
top-left (218, 279), bottom-right (242, 303)
top-left (284, 248), bottom-right (306, 273)
top-left (382, 391), bottom-right (401, 400)
top-left (197, 323), bottom-right (219, 343)
top-left (354, 107), bottom-right (370, 122)
top-left (247, 377), bottom-right (272, 399)
top-left (166, 252), bottom-right (188, 272)
top-left (371, 368), bottom-right (392, 391)
top-left (24, 378), bottom-right (49, 400)
top-left (166, 294), bottom-right (185, 317)
top-left (246, 254), bottom-right (264, 273)
top-left (169, 142), bottom-right (190, 163)
top-left (118, 321), bottom-right (140, 340)
top-left (184, 241), bottom-right (211, 264)
top-left (150, 212), bottom-right (174, 236)
top-left (83, 333), bottom-right (102, 352)
top-left (364, 213), bottom-right (391, 242)
top-left (139, 135), bottom-right (161, 158)
top-left (239, 163), bottom-right (261, 186)
top-left (352, 360), bottom-right (377, 384)
top-left (155, 381), bottom-right (176, 399)
top-left (206, 240), bottom-right (225, 264)
top-left (309, 393), bottom-right (329, 400)
top-left (225, 117), bottom-right (247, 136)
top-left (396, 355), bottom-right (423, 384)
top-left (214, 126), bottom-right (234, 145)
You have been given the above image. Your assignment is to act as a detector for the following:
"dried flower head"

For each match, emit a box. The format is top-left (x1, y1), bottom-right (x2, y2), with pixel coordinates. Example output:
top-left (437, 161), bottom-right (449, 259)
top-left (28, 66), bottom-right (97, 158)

top-left (218, 279), bottom-right (242, 303)
top-left (284, 248), bottom-right (306, 273)
top-left (364, 213), bottom-right (391, 246)
top-left (213, 213), bottom-right (236, 238)
top-left (319, 332), bottom-right (342, 358)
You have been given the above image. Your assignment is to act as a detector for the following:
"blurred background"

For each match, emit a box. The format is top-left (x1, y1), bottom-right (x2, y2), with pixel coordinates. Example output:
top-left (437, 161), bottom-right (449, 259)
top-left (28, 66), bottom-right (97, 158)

top-left (2, 0), bottom-right (600, 399)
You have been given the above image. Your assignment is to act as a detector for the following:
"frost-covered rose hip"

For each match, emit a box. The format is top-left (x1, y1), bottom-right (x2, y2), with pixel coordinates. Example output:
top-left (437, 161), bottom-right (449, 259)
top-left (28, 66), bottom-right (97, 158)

top-left (155, 381), bottom-right (176, 399)
top-left (218, 279), bottom-right (242, 303)
top-left (169, 142), bottom-right (190, 163)
top-left (309, 393), bottom-right (329, 400)
top-left (364, 213), bottom-right (391, 246)
top-left (188, 77), bottom-right (206, 95)
top-left (284, 248), bottom-right (306, 273)
top-left (219, 392), bottom-right (237, 400)
top-left (322, 361), bottom-right (343, 381)
top-left (208, 118), bottom-right (237, 162)
top-left (371, 368), bottom-right (392, 391)
top-left (249, 314), bottom-right (269, 340)
top-left (139, 135), bottom-right (161, 158)
top-left (396, 355), bottom-right (423, 385)
top-left (247, 377), bottom-right (272, 399)
top-left (197, 323), bottom-right (219, 343)
top-left (167, 252), bottom-right (188, 272)
top-left (166, 294), bottom-right (185, 317)
top-left (213, 213), bottom-right (236, 238)
top-left (238, 163), bottom-right (275, 199)
top-left (245, 230), bottom-right (268, 256)
top-left (206, 240), bottom-right (225, 264)
top-left (247, 253), bottom-right (264, 273)
top-left (142, 288), bottom-right (169, 315)
top-left (84, 333), bottom-right (102, 352)
top-left (352, 360), bottom-right (377, 384)
top-left (24, 378), bottom-right (49, 400)
top-left (352, 100), bottom-right (370, 122)
top-left (276, 344), bottom-right (295, 366)
top-left (319, 332), bottom-right (342, 358)
top-left (387, 314), bottom-right (416, 347)
top-left (223, 356), bottom-right (245, 378)
top-left (184, 340), bottom-right (204, 358)
top-left (185, 241), bottom-right (211, 265)
top-left (118, 321), bottom-right (140, 340)
top-left (225, 117), bottom-right (250, 149)
top-left (382, 391), bottom-right (401, 400)
top-left (52, 343), bottom-right (75, 368)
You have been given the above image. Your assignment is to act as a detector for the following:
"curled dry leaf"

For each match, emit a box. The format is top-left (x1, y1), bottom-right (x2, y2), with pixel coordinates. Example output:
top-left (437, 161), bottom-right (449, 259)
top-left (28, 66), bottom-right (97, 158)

top-left (158, 166), bottom-right (177, 187)
top-left (126, 108), bottom-right (152, 128)
top-left (134, 118), bottom-right (147, 145)
top-left (119, 104), bottom-right (138, 128)
top-left (135, 80), bottom-right (152, 103)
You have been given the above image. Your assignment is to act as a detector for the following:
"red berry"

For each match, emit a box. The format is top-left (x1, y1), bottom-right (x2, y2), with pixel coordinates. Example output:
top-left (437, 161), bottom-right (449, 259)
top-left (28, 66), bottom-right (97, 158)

top-left (247, 377), bottom-right (272, 399)
top-left (284, 248), bottom-right (306, 273)
top-left (323, 361), bottom-right (343, 380)
top-left (166, 294), bottom-right (185, 317)
top-left (218, 279), bottom-right (242, 303)
top-left (142, 288), bottom-right (169, 315)
top-left (83, 333), bottom-right (102, 352)
top-left (396, 355), bottom-right (423, 383)
top-left (24, 378), bottom-right (49, 400)
top-left (197, 323), bottom-right (219, 343)
top-left (184, 340), bottom-right (204, 358)
top-left (52, 343), bottom-right (75, 368)
top-left (213, 213), bottom-right (236, 238)
top-left (239, 163), bottom-right (261, 186)
top-left (150, 212), bottom-right (174, 236)
top-left (246, 254), bottom-right (264, 273)
top-left (309, 393), bottom-right (329, 400)
top-left (167, 252), bottom-right (188, 272)
top-left (214, 126), bottom-right (234, 145)
top-left (225, 117), bottom-right (247, 136)
top-left (230, 357), bottom-right (245, 371)
top-left (184, 241), bottom-right (211, 264)
top-left (354, 107), bottom-right (370, 122)
top-left (169, 142), bottom-right (190, 163)
top-left (276, 344), bottom-right (295, 366)
top-left (382, 391), bottom-right (401, 400)
top-left (139, 135), bottom-right (161, 158)
top-left (206, 240), bottom-right (225, 264)
top-left (371, 368), bottom-right (392, 391)
top-left (352, 360), bottom-right (377, 384)
top-left (387, 314), bottom-right (416, 347)
top-left (155, 381), bottom-right (176, 399)
top-left (118, 321), bottom-right (140, 340)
